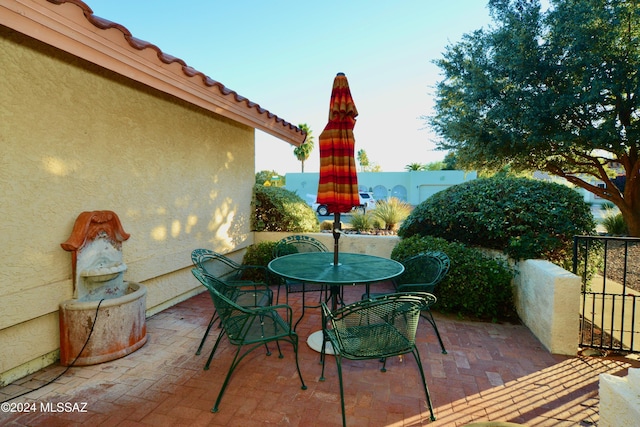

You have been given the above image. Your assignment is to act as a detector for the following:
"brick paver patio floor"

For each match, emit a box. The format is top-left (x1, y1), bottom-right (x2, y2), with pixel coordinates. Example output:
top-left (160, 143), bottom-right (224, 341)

top-left (1, 281), bottom-right (638, 426)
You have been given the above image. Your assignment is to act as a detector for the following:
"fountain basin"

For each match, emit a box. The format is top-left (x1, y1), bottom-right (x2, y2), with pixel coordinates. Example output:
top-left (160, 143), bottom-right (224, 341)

top-left (59, 282), bottom-right (147, 366)
top-left (80, 262), bottom-right (127, 280)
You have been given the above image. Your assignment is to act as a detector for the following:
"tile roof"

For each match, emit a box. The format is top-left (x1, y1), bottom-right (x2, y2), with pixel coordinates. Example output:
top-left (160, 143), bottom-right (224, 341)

top-left (0, 0), bottom-right (306, 146)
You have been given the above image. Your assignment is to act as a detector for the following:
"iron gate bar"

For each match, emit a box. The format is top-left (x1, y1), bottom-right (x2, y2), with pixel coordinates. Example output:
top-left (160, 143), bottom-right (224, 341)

top-left (573, 235), bottom-right (640, 354)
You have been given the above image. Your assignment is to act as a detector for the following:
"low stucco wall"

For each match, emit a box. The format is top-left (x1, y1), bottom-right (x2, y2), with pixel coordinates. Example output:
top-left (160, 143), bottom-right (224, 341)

top-left (599, 368), bottom-right (640, 427)
top-left (253, 232), bottom-right (399, 258)
top-left (512, 259), bottom-right (581, 355)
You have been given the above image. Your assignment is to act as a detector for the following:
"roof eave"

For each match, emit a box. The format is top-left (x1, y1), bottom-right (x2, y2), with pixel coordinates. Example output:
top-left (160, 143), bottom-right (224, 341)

top-left (0, 0), bottom-right (306, 146)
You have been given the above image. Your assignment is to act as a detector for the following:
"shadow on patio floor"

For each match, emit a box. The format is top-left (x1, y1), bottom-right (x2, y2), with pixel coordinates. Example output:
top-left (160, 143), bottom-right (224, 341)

top-left (1, 282), bottom-right (638, 426)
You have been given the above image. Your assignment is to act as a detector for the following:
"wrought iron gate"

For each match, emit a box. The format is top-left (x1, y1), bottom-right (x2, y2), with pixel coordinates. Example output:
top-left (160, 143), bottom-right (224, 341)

top-left (573, 235), bottom-right (640, 353)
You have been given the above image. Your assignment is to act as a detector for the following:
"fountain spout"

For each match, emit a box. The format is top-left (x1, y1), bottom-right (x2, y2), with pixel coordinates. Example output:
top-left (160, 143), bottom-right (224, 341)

top-left (61, 210), bottom-right (130, 300)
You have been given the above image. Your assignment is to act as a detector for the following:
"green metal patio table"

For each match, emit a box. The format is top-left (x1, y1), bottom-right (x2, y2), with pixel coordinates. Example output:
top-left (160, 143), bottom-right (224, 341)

top-left (268, 252), bottom-right (404, 352)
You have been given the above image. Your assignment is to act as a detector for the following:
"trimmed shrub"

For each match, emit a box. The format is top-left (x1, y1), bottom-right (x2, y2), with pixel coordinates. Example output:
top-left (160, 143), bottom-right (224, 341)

top-left (391, 235), bottom-right (515, 321)
top-left (251, 185), bottom-right (320, 232)
top-left (398, 177), bottom-right (596, 265)
top-left (240, 241), bottom-right (278, 282)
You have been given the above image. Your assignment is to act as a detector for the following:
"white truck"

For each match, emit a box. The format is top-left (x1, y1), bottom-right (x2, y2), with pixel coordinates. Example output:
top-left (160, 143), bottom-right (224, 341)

top-left (312, 192), bottom-right (376, 216)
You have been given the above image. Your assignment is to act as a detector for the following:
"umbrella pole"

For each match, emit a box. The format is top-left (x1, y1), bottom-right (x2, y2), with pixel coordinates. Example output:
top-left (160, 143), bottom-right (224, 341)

top-left (332, 212), bottom-right (341, 265)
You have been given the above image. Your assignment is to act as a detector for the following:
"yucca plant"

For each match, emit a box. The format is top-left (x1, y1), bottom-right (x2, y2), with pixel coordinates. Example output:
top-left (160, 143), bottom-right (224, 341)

top-left (349, 211), bottom-right (374, 232)
top-left (602, 212), bottom-right (628, 236)
top-left (371, 197), bottom-right (413, 230)
top-left (599, 202), bottom-right (628, 235)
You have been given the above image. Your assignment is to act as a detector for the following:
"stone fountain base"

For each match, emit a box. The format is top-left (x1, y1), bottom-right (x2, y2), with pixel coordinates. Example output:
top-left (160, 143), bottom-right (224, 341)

top-left (59, 282), bottom-right (147, 366)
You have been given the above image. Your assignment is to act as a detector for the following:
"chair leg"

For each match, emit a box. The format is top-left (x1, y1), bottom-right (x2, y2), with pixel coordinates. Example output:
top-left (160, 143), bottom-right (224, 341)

top-left (421, 309), bottom-right (447, 354)
top-left (411, 347), bottom-right (436, 421)
top-left (291, 334), bottom-right (307, 391)
top-left (212, 345), bottom-right (244, 413)
top-left (196, 311), bottom-right (218, 355)
top-left (380, 357), bottom-right (388, 372)
top-left (204, 329), bottom-right (226, 370)
top-left (212, 337), bottom-right (306, 413)
top-left (335, 356), bottom-right (347, 427)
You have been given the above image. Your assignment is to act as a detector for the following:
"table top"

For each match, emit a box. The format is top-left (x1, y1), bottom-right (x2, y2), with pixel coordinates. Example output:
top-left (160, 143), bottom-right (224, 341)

top-left (268, 252), bottom-right (404, 285)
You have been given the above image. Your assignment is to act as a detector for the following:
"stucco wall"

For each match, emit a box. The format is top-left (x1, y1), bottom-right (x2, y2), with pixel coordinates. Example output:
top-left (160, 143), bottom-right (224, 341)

top-left (512, 260), bottom-right (581, 355)
top-left (599, 368), bottom-right (640, 427)
top-left (0, 26), bottom-right (255, 383)
top-left (254, 232), bottom-right (399, 259)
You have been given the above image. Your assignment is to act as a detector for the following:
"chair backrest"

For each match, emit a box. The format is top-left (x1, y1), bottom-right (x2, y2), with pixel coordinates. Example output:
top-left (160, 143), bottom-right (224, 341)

top-left (323, 293), bottom-right (435, 357)
top-left (273, 235), bottom-right (328, 257)
top-left (396, 251), bottom-right (450, 291)
top-left (191, 249), bottom-right (244, 281)
top-left (191, 268), bottom-right (248, 332)
top-left (191, 267), bottom-right (241, 301)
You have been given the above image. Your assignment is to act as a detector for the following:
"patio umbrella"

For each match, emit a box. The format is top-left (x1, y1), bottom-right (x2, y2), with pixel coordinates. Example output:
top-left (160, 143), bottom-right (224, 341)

top-left (316, 72), bottom-right (360, 265)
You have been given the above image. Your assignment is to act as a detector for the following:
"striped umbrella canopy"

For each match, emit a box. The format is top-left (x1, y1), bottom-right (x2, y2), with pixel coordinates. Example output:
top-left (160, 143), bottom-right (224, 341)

top-left (316, 73), bottom-right (359, 264)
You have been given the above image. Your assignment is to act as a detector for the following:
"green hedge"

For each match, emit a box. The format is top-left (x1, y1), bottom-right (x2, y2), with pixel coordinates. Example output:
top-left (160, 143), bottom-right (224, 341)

top-left (251, 185), bottom-right (320, 232)
top-left (392, 235), bottom-right (515, 321)
top-left (398, 177), bottom-right (596, 265)
top-left (240, 241), bottom-right (278, 282)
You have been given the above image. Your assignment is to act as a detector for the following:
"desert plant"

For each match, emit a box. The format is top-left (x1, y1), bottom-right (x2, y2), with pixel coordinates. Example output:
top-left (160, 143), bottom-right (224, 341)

top-left (320, 220), bottom-right (334, 231)
top-left (602, 212), bottom-right (628, 236)
top-left (371, 217), bottom-right (384, 230)
top-left (391, 235), bottom-right (515, 321)
top-left (251, 185), bottom-right (320, 232)
top-left (370, 197), bottom-right (412, 230)
top-left (398, 176), bottom-right (596, 265)
top-left (349, 211), bottom-right (374, 232)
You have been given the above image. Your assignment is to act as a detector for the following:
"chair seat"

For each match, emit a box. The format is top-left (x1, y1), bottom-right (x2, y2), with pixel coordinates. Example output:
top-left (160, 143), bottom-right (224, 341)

top-left (364, 252), bottom-right (450, 354)
top-left (326, 323), bottom-right (413, 359)
top-left (225, 312), bottom-right (291, 345)
top-left (233, 289), bottom-right (272, 308)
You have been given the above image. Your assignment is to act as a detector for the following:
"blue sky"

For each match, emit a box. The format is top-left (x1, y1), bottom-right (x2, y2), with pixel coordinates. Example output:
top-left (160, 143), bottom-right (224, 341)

top-left (86, 1), bottom-right (495, 173)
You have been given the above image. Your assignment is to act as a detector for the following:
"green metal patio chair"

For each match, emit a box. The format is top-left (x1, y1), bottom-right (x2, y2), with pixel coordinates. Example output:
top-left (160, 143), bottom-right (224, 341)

top-left (365, 251), bottom-right (450, 354)
top-left (191, 268), bottom-right (273, 364)
top-left (191, 268), bottom-right (307, 413)
top-left (191, 249), bottom-right (273, 355)
top-left (320, 292), bottom-right (437, 426)
top-left (273, 235), bottom-right (330, 328)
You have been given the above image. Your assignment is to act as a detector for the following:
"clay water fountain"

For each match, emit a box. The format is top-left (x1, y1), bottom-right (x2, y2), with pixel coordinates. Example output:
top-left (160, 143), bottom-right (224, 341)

top-left (59, 210), bottom-right (147, 366)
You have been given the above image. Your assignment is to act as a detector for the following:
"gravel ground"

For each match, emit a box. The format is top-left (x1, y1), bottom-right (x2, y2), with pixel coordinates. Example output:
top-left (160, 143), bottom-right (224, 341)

top-left (600, 241), bottom-right (640, 292)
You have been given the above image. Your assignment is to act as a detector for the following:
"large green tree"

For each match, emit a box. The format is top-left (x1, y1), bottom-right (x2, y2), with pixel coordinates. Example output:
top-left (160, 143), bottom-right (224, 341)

top-left (293, 123), bottom-right (314, 172)
top-left (431, 0), bottom-right (640, 236)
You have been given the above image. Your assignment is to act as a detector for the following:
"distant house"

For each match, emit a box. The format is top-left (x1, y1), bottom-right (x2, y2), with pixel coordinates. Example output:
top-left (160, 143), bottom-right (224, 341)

top-left (532, 171), bottom-right (624, 206)
top-left (0, 0), bottom-right (304, 384)
top-left (286, 171), bottom-right (478, 206)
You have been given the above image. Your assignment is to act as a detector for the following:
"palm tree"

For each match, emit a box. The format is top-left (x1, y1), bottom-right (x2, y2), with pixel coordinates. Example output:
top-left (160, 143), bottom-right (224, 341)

top-left (293, 123), bottom-right (314, 172)
top-left (357, 149), bottom-right (370, 172)
top-left (405, 162), bottom-right (425, 172)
